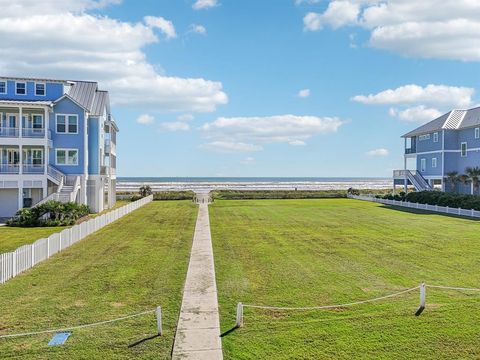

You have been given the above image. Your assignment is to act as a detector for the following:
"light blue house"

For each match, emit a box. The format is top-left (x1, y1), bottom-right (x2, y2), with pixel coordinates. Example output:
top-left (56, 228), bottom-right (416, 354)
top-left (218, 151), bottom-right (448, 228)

top-left (0, 76), bottom-right (118, 217)
top-left (394, 107), bottom-right (480, 194)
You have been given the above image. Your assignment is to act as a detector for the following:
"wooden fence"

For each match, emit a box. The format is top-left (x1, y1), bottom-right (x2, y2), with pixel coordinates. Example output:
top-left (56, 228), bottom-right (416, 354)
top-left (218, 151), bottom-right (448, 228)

top-left (0, 195), bottom-right (153, 284)
top-left (348, 194), bottom-right (480, 218)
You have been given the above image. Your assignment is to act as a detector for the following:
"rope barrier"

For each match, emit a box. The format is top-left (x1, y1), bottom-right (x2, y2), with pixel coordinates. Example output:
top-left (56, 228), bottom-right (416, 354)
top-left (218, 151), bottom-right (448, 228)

top-left (426, 285), bottom-right (480, 292)
top-left (0, 309), bottom-right (157, 339)
top-left (242, 286), bottom-right (420, 311)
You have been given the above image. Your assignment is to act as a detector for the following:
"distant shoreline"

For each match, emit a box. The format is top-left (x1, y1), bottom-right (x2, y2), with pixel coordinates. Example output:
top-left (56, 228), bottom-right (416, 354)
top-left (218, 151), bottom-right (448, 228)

top-left (117, 177), bottom-right (392, 192)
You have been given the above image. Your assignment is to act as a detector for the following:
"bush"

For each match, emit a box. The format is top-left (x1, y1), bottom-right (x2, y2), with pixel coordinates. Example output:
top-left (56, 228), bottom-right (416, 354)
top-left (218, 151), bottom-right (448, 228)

top-left (7, 201), bottom-right (90, 227)
top-left (347, 188), bottom-right (361, 196)
top-left (211, 190), bottom-right (348, 200)
top-left (139, 185), bottom-right (153, 197)
top-left (153, 191), bottom-right (195, 201)
top-left (403, 191), bottom-right (480, 210)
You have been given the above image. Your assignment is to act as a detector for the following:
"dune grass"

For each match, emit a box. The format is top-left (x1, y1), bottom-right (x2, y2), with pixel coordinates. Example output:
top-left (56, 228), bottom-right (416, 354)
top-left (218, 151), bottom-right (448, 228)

top-left (0, 200), bottom-right (196, 359)
top-left (210, 199), bottom-right (480, 359)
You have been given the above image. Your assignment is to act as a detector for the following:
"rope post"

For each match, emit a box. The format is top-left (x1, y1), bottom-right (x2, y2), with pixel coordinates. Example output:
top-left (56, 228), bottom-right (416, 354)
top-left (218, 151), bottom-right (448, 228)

top-left (415, 283), bottom-right (426, 316)
top-left (236, 302), bottom-right (244, 328)
top-left (156, 306), bottom-right (163, 336)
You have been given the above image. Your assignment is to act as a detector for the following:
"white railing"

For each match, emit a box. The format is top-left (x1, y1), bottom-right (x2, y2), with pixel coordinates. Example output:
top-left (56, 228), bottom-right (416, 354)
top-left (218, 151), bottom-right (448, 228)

top-left (0, 127), bottom-right (19, 137)
top-left (0, 195), bottom-right (153, 284)
top-left (47, 165), bottom-right (65, 184)
top-left (348, 194), bottom-right (480, 218)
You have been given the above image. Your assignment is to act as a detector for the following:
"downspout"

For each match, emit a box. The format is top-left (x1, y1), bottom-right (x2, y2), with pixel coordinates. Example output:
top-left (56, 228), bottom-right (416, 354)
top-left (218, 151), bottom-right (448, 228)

top-left (442, 130), bottom-right (445, 192)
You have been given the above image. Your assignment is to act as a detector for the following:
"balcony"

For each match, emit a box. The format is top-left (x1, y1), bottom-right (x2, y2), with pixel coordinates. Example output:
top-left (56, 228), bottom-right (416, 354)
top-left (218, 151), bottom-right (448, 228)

top-left (405, 147), bottom-right (416, 154)
top-left (0, 127), bottom-right (46, 138)
top-left (0, 164), bottom-right (19, 174)
top-left (23, 164), bottom-right (45, 174)
top-left (105, 139), bottom-right (116, 155)
top-left (0, 127), bottom-right (19, 137)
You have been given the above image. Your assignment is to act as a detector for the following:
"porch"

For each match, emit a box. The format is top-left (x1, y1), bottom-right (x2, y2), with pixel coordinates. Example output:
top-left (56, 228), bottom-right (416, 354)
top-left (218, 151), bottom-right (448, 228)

top-left (0, 106), bottom-right (49, 139)
top-left (0, 146), bottom-right (48, 175)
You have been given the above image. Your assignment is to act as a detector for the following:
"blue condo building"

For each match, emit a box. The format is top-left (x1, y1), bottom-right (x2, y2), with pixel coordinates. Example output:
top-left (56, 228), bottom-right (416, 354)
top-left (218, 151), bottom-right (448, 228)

top-left (394, 107), bottom-right (480, 194)
top-left (0, 77), bottom-right (118, 217)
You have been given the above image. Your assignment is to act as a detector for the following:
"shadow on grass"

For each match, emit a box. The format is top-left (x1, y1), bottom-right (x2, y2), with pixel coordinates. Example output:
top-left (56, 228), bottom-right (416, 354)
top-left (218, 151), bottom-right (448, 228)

top-left (379, 204), bottom-right (480, 221)
top-left (220, 326), bottom-right (239, 337)
top-left (128, 334), bottom-right (160, 348)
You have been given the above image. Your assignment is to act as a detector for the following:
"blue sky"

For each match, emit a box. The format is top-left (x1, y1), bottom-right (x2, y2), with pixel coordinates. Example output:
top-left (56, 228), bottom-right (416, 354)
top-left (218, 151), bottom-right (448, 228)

top-left (2, 0), bottom-right (479, 177)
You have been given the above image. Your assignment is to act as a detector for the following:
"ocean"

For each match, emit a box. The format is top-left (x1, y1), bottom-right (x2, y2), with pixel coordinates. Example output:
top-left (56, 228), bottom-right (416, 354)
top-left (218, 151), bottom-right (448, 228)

top-left (117, 177), bottom-right (392, 192)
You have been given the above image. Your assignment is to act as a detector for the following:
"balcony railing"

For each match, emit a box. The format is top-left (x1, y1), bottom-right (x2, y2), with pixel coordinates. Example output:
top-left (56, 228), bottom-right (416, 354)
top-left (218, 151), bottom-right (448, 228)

top-left (105, 139), bottom-right (116, 154)
top-left (405, 147), bottom-right (416, 154)
top-left (0, 127), bottom-right (46, 138)
top-left (0, 127), bottom-right (19, 137)
top-left (0, 164), bottom-right (20, 174)
top-left (22, 128), bottom-right (46, 138)
top-left (23, 164), bottom-right (45, 174)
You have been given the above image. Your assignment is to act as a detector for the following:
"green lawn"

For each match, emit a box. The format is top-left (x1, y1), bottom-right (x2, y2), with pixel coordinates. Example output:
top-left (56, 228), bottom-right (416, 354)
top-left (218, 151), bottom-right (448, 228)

top-left (0, 200), bottom-right (130, 253)
top-left (210, 199), bottom-right (480, 359)
top-left (0, 200), bottom-right (196, 359)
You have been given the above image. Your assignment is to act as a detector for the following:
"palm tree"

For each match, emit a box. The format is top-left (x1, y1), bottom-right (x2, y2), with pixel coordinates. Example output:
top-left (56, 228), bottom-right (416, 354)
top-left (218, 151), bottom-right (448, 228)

top-left (444, 171), bottom-right (458, 192)
top-left (465, 166), bottom-right (480, 195)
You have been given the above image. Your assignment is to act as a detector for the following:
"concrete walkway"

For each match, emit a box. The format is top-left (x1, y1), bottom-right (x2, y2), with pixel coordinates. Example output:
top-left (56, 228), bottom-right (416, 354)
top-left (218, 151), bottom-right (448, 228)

top-left (172, 193), bottom-right (223, 359)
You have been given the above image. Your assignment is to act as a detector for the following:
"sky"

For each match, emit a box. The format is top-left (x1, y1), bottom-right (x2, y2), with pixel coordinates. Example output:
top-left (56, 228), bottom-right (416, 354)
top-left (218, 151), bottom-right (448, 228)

top-left (1, 0), bottom-right (479, 177)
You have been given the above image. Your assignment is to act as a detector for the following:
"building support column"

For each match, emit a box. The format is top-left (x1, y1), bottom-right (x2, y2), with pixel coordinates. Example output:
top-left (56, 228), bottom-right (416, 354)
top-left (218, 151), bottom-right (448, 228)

top-left (19, 144), bottom-right (23, 175)
top-left (19, 106), bottom-right (23, 139)
top-left (18, 186), bottom-right (23, 210)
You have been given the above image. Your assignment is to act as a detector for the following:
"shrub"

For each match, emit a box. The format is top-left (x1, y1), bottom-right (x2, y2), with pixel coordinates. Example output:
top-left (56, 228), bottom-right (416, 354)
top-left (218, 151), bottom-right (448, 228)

top-left (404, 191), bottom-right (480, 210)
top-left (139, 185), bottom-right (153, 198)
top-left (7, 201), bottom-right (90, 227)
top-left (153, 191), bottom-right (195, 201)
top-left (347, 188), bottom-right (361, 196)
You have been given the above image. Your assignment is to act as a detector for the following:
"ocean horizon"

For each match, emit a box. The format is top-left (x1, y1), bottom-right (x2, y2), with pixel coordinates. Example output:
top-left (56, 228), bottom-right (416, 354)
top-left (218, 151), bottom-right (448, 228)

top-left (117, 177), bottom-right (393, 192)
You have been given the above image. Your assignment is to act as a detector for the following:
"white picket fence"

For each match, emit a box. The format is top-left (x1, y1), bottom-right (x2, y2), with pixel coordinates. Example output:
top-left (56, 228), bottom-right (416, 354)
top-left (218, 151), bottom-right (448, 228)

top-left (0, 195), bottom-right (153, 284)
top-left (348, 194), bottom-right (480, 218)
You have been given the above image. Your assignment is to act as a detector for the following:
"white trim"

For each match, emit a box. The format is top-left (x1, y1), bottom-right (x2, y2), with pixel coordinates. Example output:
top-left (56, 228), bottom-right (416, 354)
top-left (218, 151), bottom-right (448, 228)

top-left (15, 81), bottom-right (27, 96)
top-left (433, 132), bottom-right (439, 143)
top-left (0, 80), bottom-right (6, 94)
top-left (55, 113), bottom-right (78, 134)
top-left (475, 128), bottom-right (480, 139)
top-left (34, 82), bottom-right (46, 97)
top-left (432, 157), bottom-right (437, 168)
top-left (55, 148), bottom-right (79, 166)
top-left (420, 158), bottom-right (426, 172)
top-left (461, 142), bottom-right (467, 157)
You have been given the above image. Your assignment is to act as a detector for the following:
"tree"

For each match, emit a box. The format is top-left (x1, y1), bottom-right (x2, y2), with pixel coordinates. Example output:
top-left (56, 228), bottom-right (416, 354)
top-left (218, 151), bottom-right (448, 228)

top-left (139, 185), bottom-right (153, 198)
top-left (465, 166), bottom-right (480, 195)
top-left (444, 171), bottom-right (458, 192)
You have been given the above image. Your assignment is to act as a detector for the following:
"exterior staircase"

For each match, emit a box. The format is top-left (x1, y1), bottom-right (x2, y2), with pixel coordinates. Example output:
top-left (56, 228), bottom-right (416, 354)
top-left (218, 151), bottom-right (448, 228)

top-left (393, 170), bottom-right (433, 192)
top-left (35, 166), bottom-right (81, 206)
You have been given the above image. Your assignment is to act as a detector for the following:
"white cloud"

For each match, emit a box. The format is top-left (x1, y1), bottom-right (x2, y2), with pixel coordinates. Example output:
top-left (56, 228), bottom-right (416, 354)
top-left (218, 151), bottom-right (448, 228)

top-left (144, 16), bottom-right (177, 39)
top-left (0, 1), bottom-right (228, 113)
top-left (190, 24), bottom-right (207, 35)
top-left (366, 148), bottom-right (389, 157)
top-left (389, 106), bottom-right (443, 123)
top-left (297, 89), bottom-right (311, 98)
top-left (193, 0), bottom-right (218, 10)
top-left (136, 114), bottom-right (155, 125)
top-left (352, 84), bottom-right (474, 109)
top-left (240, 157), bottom-right (256, 165)
top-left (178, 114), bottom-right (195, 122)
top-left (304, 1), bottom-right (360, 31)
top-left (303, 0), bottom-right (480, 61)
top-left (200, 141), bottom-right (263, 153)
top-left (159, 122), bottom-right (190, 132)
top-left (201, 114), bottom-right (343, 152)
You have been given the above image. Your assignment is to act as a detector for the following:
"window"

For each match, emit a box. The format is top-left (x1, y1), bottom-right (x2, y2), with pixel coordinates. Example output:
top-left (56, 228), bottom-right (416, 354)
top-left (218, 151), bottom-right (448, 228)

top-left (32, 115), bottom-right (43, 129)
top-left (32, 150), bottom-right (43, 165)
top-left (433, 132), bottom-right (438, 143)
top-left (15, 82), bottom-right (26, 95)
top-left (56, 149), bottom-right (78, 165)
top-left (56, 114), bottom-right (78, 134)
top-left (461, 142), bottom-right (467, 157)
top-left (432, 157), bottom-right (437, 168)
top-left (419, 134), bottom-right (431, 141)
top-left (475, 128), bottom-right (480, 139)
top-left (35, 83), bottom-right (45, 96)
top-left (0, 81), bottom-right (6, 94)
top-left (421, 158), bottom-right (426, 172)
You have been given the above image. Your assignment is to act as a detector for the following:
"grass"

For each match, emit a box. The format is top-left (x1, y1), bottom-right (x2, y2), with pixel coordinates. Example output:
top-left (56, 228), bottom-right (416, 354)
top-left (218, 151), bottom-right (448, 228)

top-left (210, 198), bottom-right (480, 359)
top-left (0, 200), bottom-right (129, 253)
top-left (0, 200), bottom-right (197, 359)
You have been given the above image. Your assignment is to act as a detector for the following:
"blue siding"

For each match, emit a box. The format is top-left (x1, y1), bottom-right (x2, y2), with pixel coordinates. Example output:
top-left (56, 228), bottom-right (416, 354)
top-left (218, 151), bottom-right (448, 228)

top-left (417, 153), bottom-right (442, 176)
top-left (88, 117), bottom-right (100, 174)
top-left (416, 131), bottom-right (442, 152)
top-left (49, 97), bottom-right (85, 175)
top-left (0, 80), bottom-right (64, 101)
top-left (443, 130), bottom-right (458, 150)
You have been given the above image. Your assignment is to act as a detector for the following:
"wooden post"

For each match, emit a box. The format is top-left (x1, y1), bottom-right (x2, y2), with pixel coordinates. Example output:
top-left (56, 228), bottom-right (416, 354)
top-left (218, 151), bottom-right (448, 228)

top-left (415, 283), bottom-right (426, 316)
top-left (236, 302), bottom-right (243, 328)
top-left (31, 243), bottom-right (35, 266)
top-left (156, 306), bottom-right (163, 336)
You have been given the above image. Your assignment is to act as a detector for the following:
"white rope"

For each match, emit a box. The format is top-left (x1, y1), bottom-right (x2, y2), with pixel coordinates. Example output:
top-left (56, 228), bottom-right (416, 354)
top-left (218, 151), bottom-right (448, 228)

top-left (0, 309), bottom-right (155, 339)
top-left (242, 286), bottom-right (420, 311)
top-left (427, 285), bottom-right (480, 292)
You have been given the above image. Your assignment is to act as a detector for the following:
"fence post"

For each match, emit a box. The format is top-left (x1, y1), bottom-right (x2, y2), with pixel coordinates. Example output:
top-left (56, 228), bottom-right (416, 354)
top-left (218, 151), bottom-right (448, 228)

top-left (236, 302), bottom-right (244, 328)
top-left (156, 306), bottom-right (163, 336)
top-left (415, 282), bottom-right (426, 316)
top-left (12, 252), bottom-right (16, 277)
top-left (31, 243), bottom-right (35, 266)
